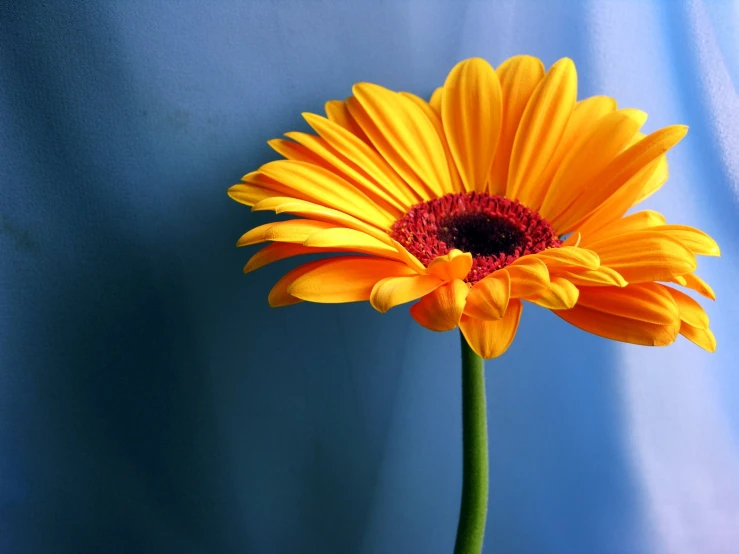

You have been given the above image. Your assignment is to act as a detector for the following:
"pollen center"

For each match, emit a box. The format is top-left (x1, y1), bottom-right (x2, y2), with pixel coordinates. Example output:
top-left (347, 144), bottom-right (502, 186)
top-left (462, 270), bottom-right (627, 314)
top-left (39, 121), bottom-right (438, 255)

top-left (390, 192), bottom-right (562, 283)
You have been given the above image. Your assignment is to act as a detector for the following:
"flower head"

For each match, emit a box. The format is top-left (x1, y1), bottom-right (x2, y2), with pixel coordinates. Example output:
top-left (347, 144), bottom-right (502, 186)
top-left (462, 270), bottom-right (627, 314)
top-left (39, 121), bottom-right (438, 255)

top-left (229, 56), bottom-right (719, 358)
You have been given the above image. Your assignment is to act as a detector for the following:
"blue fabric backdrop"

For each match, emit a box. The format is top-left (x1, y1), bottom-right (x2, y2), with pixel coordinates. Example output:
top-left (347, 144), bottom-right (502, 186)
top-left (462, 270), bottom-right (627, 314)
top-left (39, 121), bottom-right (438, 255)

top-left (2, 1), bottom-right (738, 553)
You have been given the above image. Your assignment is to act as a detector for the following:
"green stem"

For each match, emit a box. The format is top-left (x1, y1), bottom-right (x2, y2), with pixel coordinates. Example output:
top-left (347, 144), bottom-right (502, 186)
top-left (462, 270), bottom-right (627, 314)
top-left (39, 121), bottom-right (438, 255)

top-left (454, 331), bottom-right (489, 554)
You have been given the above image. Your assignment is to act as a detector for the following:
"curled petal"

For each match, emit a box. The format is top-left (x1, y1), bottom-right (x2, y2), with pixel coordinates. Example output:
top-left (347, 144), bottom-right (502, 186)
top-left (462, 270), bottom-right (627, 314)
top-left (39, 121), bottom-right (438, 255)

top-left (426, 249), bottom-right (474, 281)
top-left (410, 279), bottom-right (470, 332)
top-left (459, 301), bottom-right (523, 359)
top-left (370, 274), bottom-right (443, 313)
top-left (527, 277), bottom-right (579, 310)
top-left (464, 272), bottom-right (511, 320)
top-left (505, 257), bottom-right (550, 297)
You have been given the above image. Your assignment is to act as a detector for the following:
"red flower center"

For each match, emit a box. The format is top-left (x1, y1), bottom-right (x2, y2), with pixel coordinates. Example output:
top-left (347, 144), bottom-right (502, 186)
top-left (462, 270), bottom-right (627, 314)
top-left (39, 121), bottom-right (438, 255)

top-left (390, 192), bottom-right (562, 283)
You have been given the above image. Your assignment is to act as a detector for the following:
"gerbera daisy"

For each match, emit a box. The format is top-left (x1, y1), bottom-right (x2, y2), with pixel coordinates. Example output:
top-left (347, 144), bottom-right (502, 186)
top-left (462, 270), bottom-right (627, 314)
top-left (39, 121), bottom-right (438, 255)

top-left (229, 56), bottom-right (719, 359)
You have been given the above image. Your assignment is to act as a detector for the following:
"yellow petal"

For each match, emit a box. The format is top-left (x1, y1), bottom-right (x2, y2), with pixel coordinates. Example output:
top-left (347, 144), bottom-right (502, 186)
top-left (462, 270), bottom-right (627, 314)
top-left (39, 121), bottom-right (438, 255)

top-left (284, 131), bottom-right (407, 215)
top-left (579, 210), bottom-right (667, 245)
top-left (237, 220), bottom-right (335, 247)
top-left (590, 231), bottom-right (697, 282)
top-left (489, 55), bottom-right (545, 196)
top-left (540, 110), bottom-right (644, 221)
top-left (303, 228), bottom-right (405, 260)
top-left (324, 98), bottom-right (370, 143)
top-left (507, 58), bottom-right (577, 204)
top-left (351, 82), bottom-right (451, 199)
top-left (670, 273), bottom-right (715, 301)
top-left (662, 286), bottom-right (709, 329)
top-left (574, 155), bottom-right (668, 236)
top-left (268, 138), bottom-right (325, 165)
top-left (268, 258), bottom-right (330, 307)
top-left (555, 304), bottom-right (680, 347)
top-left (229, 171), bottom-right (307, 207)
top-left (287, 257), bottom-right (416, 303)
top-left (463, 272), bottom-right (511, 320)
top-left (228, 182), bottom-right (275, 207)
top-left (302, 112), bottom-right (421, 207)
top-left (679, 321), bottom-right (716, 352)
top-left (252, 197), bottom-right (395, 245)
top-left (244, 243), bottom-right (333, 274)
top-left (553, 125), bottom-right (688, 233)
top-left (410, 279), bottom-right (470, 332)
top-left (504, 257), bottom-right (550, 297)
top-left (634, 154), bottom-right (669, 204)
top-left (370, 274), bottom-right (444, 313)
top-left (652, 225), bottom-right (720, 257)
top-left (259, 160), bottom-right (395, 228)
top-left (430, 87), bottom-right (443, 116)
top-left (532, 95), bottom-right (618, 207)
top-left (575, 283), bottom-right (679, 325)
top-left (426, 249), bottom-right (474, 281)
top-left (459, 300), bottom-right (523, 359)
top-left (400, 91), bottom-right (463, 192)
top-left (529, 246), bottom-right (600, 270)
top-left (555, 266), bottom-right (627, 288)
top-left (441, 58), bottom-right (503, 193)
top-left (527, 276), bottom-right (579, 310)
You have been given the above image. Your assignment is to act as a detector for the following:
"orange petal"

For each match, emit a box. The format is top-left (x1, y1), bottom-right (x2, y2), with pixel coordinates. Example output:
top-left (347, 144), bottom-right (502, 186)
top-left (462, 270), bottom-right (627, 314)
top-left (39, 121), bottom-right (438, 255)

top-left (287, 257), bottom-right (416, 303)
top-left (662, 286), bottom-right (709, 329)
top-left (670, 273), bottom-right (715, 301)
top-left (506, 58), bottom-right (577, 204)
top-left (426, 249), bottom-right (474, 281)
top-left (489, 55), bottom-right (545, 196)
top-left (555, 304), bottom-right (680, 347)
top-left (679, 321), bottom-right (716, 352)
top-left (504, 257), bottom-right (550, 297)
top-left (526, 276), bottom-right (579, 310)
top-left (410, 279), bottom-right (470, 332)
top-left (370, 274), bottom-right (444, 313)
top-left (529, 246), bottom-right (600, 270)
top-left (589, 231), bottom-right (697, 282)
top-left (555, 266), bottom-right (627, 288)
top-left (540, 110), bottom-right (644, 222)
top-left (575, 156), bottom-right (668, 235)
top-left (533, 95), bottom-right (618, 208)
top-left (464, 272), bottom-right (511, 320)
top-left (268, 258), bottom-right (332, 307)
top-left (652, 225), bottom-right (720, 257)
top-left (237, 220), bottom-right (335, 247)
top-left (244, 243), bottom-right (338, 274)
top-left (579, 210), bottom-right (667, 245)
top-left (574, 283), bottom-right (679, 325)
top-left (553, 125), bottom-right (688, 234)
top-left (303, 228), bottom-right (405, 260)
top-left (459, 300), bottom-right (523, 359)
top-left (441, 58), bottom-right (503, 193)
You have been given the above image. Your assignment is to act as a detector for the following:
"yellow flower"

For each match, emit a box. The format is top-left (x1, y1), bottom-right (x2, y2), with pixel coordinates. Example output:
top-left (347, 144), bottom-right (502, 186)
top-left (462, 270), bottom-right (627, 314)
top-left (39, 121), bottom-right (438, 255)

top-left (229, 56), bottom-right (719, 359)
